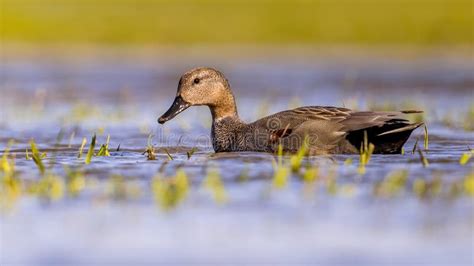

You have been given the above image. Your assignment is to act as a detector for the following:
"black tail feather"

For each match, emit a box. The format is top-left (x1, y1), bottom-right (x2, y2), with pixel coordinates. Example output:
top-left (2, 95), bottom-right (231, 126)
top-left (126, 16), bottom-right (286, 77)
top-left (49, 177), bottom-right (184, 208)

top-left (346, 120), bottom-right (422, 154)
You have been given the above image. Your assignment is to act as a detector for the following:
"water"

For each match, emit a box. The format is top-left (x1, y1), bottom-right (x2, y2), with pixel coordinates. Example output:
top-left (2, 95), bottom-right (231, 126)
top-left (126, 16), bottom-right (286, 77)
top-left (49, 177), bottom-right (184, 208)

top-left (1, 51), bottom-right (473, 265)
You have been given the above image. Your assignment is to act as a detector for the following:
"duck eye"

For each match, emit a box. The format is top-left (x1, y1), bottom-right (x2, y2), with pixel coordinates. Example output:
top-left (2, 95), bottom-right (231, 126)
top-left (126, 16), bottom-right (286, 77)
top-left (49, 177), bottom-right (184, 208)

top-left (193, 78), bottom-right (200, 84)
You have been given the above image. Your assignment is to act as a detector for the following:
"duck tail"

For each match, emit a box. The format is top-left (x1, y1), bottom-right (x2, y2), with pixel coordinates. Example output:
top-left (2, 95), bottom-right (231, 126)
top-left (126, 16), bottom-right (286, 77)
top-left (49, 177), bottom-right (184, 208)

top-left (377, 122), bottom-right (424, 137)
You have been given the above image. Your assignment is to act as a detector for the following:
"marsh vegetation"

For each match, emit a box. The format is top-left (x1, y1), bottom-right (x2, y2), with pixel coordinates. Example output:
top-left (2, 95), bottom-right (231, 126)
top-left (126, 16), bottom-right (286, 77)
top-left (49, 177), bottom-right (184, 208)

top-left (1, 54), bottom-right (472, 264)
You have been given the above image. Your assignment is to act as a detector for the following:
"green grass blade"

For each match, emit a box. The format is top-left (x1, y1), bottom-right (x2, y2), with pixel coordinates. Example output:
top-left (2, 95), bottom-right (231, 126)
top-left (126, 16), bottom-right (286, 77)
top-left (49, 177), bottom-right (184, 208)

top-left (423, 125), bottom-right (429, 150)
top-left (85, 134), bottom-right (96, 164)
top-left (30, 139), bottom-right (45, 175)
top-left (77, 137), bottom-right (87, 158)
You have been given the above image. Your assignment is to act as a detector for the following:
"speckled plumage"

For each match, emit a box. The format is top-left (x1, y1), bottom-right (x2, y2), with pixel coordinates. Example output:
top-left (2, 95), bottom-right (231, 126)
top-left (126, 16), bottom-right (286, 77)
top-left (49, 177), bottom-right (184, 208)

top-left (159, 67), bottom-right (423, 155)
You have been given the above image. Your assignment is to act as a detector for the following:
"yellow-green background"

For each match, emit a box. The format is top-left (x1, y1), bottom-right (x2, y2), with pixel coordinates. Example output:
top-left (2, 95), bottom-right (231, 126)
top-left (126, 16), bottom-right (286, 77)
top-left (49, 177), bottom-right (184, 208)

top-left (1, 0), bottom-right (472, 45)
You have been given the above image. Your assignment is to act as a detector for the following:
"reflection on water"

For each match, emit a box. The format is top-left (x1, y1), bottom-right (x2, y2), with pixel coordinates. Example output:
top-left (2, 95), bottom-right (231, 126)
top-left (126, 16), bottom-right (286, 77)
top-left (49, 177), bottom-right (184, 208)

top-left (0, 54), bottom-right (473, 265)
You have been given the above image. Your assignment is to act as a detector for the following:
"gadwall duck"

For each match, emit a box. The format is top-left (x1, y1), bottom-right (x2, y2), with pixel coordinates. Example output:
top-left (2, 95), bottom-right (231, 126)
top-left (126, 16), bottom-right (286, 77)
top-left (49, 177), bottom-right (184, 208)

top-left (158, 67), bottom-right (423, 155)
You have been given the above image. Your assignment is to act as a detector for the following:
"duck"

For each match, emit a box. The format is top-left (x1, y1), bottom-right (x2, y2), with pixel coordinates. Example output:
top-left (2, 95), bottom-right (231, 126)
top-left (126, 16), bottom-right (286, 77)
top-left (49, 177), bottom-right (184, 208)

top-left (158, 67), bottom-right (423, 155)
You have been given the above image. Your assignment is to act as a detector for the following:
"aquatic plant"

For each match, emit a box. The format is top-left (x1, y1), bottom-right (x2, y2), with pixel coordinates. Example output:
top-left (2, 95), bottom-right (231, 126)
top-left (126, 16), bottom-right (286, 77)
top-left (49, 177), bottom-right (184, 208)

top-left (186, 147), bottom-right (197, 160)
top-left (302, 164), bottom-right (318, 183)
top-left (300, 162), bottom-right (321, 198)
top-left (412, 139), bottom-right (419, 154)
top-left (459, 148), bottom-right (473, 165)
top-left (358, 131), bottom-right (374, 174)
top-left (97, 134), bottom-right (111, 156)
top-left (106, 175), bottom-right (141, 201)
top-left (143, 134), bottom-right (156, 160)
top-left (0, 142), bottom-right (22, 209)
top-left (413, 175), bottom-right (442, 199)
top-left (85, 134), bottom-right (96, 164)
top-left (152, 169), bottom-right (189, 210)
top-left (68, 131), bottom-right (75, 148)
top-left (344, 157), bottom-right (353, 165)
top-left (0, 173), bottom-right (21, 210)
top-left (417, 148), bottom-right (429, 167)
top-left (272, 165), bottom-right (289, 189)
top-left (373, 170), bottom-right (408, 197)
top-left (325, 168), bottom-right (338, 195)
top-left (272, 143), bottom-right (289, 189)
top-left (77, 137), bottom-right (87, 158)
top-left (463, 173), bottom-right (474, 197)
top-left (423, 124), bottom-right (429, 150)
top-left (30, 139), bottom-right (46, 175)
top-left (164, 149), bottom-right (174, 161)
top-left (203, 167), bottom-right (228, 204)
top-left (64, 167), bottom-right (86, 197)
top-left (32, 174), bottom-right (65, 202)
top-left (290, 136), bottom-right (309, 173)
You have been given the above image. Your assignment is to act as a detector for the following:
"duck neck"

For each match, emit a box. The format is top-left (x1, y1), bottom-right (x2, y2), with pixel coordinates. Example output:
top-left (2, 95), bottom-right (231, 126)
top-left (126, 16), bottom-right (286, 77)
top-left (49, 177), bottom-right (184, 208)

top-left (209, 93), bottom-right (239, 122)
top-left (210, 104), bottom-right (245, 152)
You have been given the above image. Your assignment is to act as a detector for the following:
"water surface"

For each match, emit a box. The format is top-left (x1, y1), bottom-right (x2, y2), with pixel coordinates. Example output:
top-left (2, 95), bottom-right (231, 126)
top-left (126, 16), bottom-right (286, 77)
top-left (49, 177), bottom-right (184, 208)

top-left (1, 53), bottom-right (473, 265)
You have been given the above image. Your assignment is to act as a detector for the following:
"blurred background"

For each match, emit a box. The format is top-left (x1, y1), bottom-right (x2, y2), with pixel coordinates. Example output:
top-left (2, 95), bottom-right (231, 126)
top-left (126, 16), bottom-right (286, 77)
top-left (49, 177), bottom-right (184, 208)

top-left (2, 0), bottom-right (473, 128)
top-left (1, 1), bottom-right (473, 265)
top-left (2, 0), bottom-right (472, 45)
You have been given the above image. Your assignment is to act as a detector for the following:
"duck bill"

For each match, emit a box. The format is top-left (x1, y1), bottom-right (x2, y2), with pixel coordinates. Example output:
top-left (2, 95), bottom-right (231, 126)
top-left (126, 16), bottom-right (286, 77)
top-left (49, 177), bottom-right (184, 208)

top-left (158, 96), bottom-right (190, 124)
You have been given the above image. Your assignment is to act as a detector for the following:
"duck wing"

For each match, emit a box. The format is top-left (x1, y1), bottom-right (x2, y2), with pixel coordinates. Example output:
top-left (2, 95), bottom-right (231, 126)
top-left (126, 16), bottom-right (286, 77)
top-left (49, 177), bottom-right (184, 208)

top-left (251, 106), bottom-right (351, 153)
top-left (255, 106), bottom-right (351, 130)
top-left (252, 106), bottom-right (422, 154)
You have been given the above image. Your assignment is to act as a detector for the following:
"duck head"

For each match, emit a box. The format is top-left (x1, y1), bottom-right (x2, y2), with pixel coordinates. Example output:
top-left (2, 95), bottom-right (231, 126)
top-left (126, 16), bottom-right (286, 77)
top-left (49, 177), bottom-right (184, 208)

top-left (158, 67), bottom-right (238, 124)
